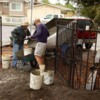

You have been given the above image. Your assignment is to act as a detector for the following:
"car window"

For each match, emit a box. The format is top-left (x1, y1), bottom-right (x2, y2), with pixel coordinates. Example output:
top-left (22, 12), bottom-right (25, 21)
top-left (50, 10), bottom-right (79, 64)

top-left (85, 20), bottom-right (93, 28)
top-left (54, 15), bottom-right (58, 18)
top-left (60, 15), bottom-right (63, 18)
top-left (78, 20), bottom-right (93, 30)
top-left (45, 14), bottom-right (53, 19)
top-left (78, 20), bottom-right (86, 30)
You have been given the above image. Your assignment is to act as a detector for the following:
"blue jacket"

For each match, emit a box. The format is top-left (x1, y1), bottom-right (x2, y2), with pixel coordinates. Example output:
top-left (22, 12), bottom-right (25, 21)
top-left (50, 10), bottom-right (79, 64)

top-left (11, 26), bottom-right (30, 44)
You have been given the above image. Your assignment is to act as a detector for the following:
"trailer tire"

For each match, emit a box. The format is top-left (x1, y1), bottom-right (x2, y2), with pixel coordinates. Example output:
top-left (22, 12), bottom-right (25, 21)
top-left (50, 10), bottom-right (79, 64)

top-left (30, 59), bottom-right (37, 68)
top-left (85, 43), bottom-right (93, 49)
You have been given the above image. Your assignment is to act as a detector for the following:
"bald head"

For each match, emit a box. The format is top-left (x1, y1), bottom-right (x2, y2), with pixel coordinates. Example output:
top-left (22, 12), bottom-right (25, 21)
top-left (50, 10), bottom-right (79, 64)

top-left (34, 18), bottom-right (41, 26)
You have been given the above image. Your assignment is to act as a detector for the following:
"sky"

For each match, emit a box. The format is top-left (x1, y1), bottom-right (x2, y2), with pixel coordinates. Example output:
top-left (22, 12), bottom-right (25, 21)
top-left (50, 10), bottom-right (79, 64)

top-left (39, 0), bottom-right (77, 7)
top-left (48, 0), bottom-right (66, 5)
top-left (48, 0), bottom-right (77, 7)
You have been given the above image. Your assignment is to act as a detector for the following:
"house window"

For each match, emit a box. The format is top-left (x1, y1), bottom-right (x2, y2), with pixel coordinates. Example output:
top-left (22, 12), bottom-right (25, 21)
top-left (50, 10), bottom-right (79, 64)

top-left (10, 2), bottom-right (22, 11)
top-left (3, 2), bottom-right (9, 7)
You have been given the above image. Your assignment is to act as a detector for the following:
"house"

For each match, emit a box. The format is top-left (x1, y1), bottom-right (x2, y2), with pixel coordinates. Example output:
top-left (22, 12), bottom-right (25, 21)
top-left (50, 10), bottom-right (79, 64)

top-left (0, 0), bottom-right (29, 25)
top-left (27, 3), bottom-right (75, 22)
top-left (0, 0), bottom-right (75, 25)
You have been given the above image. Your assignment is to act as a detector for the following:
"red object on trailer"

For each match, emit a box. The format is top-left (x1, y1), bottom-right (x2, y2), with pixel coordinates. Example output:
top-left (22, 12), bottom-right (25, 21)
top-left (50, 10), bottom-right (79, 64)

top-left (76, 18), bottom-right (96, 39)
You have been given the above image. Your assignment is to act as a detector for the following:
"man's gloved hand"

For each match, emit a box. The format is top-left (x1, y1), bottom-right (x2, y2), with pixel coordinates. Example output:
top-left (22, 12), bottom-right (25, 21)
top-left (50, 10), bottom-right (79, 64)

top-left (28, 36), bottom-right (32, 40)
top-left (25, 36), bottom-right (32, 40)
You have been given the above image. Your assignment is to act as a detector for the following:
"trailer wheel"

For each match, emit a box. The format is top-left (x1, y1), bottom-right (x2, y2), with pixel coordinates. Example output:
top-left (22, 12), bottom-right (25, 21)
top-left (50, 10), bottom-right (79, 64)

top-left (30, 59), bottom-right (37, 68)
top-left (85, 43), bottom-right (93, 49)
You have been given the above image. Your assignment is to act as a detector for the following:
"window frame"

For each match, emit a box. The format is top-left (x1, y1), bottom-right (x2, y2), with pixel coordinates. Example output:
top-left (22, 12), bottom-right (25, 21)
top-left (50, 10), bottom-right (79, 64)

top-left (3, 2), bottom-right (9, 7)
top-left (10, 2), bottom-right (23, 11)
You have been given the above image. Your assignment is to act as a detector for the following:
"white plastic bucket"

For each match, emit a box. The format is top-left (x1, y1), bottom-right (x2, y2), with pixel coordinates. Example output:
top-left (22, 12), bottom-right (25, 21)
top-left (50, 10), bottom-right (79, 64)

top-left (30, 70), bottom-right (43, 90)
top-left (43, 70), bottom-right (54, 85)
top-left (2, 56), bottom-right (10, 69)
top-left (24, 48), bottom-right (32, 56)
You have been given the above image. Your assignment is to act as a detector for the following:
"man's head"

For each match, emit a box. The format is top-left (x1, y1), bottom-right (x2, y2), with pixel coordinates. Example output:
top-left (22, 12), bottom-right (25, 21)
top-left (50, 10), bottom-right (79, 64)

top-left (21, 21), bottom-right (29, 29)
top-left (33, 18), bottom-right (41, 26)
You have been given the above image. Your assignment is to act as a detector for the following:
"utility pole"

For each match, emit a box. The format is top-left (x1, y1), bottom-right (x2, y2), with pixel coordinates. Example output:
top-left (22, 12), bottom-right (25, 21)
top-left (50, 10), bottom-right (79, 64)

top-left (30, 0), bottom-right (34, 33)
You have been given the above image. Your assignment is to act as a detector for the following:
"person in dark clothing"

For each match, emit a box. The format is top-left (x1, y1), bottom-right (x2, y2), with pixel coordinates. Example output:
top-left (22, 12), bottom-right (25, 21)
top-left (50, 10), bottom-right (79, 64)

top-left (31, 18), bottom-right (49, 71)
top-left (11, 21), bottom-right (30, 68)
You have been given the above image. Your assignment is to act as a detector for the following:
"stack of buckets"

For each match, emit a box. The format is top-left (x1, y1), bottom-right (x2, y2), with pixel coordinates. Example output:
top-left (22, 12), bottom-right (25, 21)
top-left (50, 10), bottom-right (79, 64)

top-left (24, 48), bottom-right (33, 56)
top-left (2, 55), bottom-right (11, 69)
top-left (30, 65), bottom-right (54, 90)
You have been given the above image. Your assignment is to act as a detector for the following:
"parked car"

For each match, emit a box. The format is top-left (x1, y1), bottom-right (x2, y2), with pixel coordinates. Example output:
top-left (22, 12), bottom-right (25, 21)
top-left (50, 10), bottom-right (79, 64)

top-left (71, 16), bottom-right (97, 49)
top-left (46, 16), bottom-right (97, 49)
top-left (42, 14), bottom-right (64, 24)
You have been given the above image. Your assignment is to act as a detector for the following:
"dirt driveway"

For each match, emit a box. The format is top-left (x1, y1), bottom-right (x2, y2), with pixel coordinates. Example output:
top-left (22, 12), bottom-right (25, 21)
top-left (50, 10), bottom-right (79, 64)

top-left (0, 46), bottom-right (100, 100)
top-left (0, 67), bottom-right (100, 100)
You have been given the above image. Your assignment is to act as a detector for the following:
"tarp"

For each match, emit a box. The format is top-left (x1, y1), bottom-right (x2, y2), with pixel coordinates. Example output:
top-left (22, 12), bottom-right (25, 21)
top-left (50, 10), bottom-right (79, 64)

top-left (45, 18), bottom-right (74, 35)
